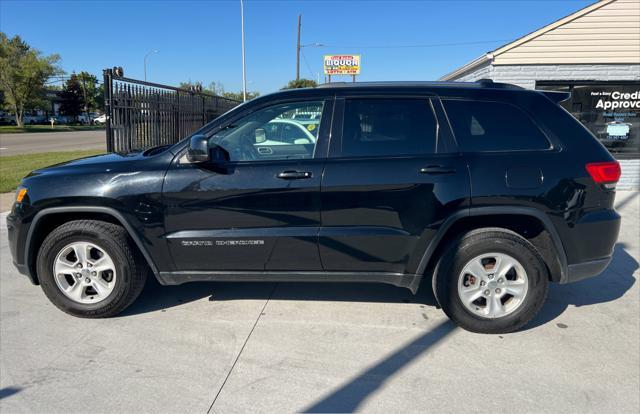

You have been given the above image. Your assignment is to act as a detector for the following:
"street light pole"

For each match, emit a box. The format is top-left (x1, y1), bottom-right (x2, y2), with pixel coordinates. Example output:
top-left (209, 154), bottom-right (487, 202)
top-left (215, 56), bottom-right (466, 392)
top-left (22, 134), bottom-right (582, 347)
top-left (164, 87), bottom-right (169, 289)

top-left (144, 49), bottom-right (158, 82)
top-left (240, 0), bottom-right (247, 102)
top-left (296, 14), bottom-right (301, 81)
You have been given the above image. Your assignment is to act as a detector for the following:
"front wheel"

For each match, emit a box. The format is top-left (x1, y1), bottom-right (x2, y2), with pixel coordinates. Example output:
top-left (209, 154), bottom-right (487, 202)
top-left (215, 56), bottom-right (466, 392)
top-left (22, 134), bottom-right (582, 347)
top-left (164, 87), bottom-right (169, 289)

top-left (37, 220), bottom-right (147, 318)
top-left (434, 228), bottom-right (549, 334)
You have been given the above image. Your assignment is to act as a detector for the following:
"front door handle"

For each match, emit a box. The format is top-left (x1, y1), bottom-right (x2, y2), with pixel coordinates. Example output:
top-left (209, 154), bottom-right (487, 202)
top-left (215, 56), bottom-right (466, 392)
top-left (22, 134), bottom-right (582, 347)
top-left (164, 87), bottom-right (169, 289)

top-left (420, 165), bottom-right (457, 174)
top-left (277, 170), bottom-right (312, 180)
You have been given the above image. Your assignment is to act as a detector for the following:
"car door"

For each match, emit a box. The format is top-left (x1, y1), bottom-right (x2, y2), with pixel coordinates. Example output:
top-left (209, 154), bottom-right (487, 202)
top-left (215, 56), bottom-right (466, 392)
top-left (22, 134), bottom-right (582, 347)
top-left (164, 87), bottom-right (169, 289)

top-left (162, 98), bottom-right (333, 272)
top-left (319, 96), bottom-right (470, 274)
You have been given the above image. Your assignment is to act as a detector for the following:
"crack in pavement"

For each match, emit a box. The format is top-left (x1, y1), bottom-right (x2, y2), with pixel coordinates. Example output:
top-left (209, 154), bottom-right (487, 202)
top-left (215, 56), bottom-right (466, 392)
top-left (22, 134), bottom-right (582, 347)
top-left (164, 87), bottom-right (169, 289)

top-left (206, 282), bottom-right (278, 413)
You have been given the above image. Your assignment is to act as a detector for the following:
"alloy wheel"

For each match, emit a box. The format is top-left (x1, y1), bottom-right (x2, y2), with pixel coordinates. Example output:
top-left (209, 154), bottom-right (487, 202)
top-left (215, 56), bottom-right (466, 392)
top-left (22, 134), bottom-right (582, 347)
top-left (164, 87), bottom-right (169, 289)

top-left (457, 252), bottom-right (529, 319)
top-left (53, 242), bottom-right (117, 304)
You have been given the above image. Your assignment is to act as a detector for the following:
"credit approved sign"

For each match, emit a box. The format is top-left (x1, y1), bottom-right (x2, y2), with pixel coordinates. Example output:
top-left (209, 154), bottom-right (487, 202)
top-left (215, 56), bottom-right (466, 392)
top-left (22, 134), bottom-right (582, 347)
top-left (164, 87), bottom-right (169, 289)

top-left (323, 55), bottom-right (361, 75)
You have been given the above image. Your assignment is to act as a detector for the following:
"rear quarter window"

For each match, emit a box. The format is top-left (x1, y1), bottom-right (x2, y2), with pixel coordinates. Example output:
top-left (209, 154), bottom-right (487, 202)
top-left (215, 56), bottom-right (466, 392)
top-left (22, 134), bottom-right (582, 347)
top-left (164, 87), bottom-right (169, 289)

top-left (443, 99), bottom-right (551, 152)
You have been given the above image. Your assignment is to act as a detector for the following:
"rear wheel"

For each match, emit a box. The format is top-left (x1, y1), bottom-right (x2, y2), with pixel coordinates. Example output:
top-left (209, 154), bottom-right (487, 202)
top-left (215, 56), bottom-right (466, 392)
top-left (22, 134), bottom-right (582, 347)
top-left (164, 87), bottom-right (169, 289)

top-left (37, 220), bottom-right (147, 318)
top-left (434, 228), bottom-right (548, 334)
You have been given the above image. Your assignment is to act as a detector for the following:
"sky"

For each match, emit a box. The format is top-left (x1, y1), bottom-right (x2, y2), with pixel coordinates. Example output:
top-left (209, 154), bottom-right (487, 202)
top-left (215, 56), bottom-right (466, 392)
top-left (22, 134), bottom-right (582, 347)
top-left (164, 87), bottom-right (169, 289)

top-left (1, 0), bottom-right (595, 94)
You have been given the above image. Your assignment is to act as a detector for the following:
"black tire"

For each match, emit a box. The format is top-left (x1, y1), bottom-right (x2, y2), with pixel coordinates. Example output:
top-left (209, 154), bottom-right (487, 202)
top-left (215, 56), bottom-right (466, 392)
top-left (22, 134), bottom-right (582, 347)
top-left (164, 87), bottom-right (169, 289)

top-left (434, 228), bottom-right (548, 334)
top-left (36, 220), bottom-right (147, 318)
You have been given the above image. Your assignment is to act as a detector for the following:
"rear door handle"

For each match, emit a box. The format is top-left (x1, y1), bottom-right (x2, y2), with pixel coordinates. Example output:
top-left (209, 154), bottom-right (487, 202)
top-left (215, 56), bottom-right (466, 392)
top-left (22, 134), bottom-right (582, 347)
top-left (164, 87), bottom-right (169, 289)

top-left (277, 170), bottom-right (312, 180)
top-left (420, 165), bottom-right (457, 174)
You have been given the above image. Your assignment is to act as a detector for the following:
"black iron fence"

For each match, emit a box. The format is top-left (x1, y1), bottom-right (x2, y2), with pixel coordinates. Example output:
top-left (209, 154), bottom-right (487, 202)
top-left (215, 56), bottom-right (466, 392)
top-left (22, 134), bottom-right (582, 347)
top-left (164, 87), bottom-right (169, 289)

top-left (103, 68), bottom-right (240, 153)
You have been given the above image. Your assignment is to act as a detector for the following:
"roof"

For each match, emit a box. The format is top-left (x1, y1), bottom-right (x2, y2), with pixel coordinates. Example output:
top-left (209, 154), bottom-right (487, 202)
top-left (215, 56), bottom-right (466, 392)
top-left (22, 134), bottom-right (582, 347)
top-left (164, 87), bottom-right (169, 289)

top-left (314, 80), bottom-right (523, 90)
top-left (247, 80), bottom-right (533, 106)
top-left (439, 0), bottom-right (637, 80)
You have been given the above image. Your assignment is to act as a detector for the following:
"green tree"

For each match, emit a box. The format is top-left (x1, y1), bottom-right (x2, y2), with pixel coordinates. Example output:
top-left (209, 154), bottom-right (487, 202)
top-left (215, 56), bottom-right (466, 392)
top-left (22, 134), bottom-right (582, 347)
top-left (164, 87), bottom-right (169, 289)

top-left (221, 90), bottom-right (259, 102)
top-left (206, 81), bottom-right (225, 96)
top-left (282, 79), bottom-right (317, 89)
top-left (59, 74), bottom-right (84, 117)
top-left (76, 71), bottom-right (101, 113)
top-left (179, 80), bottom-right (204, 92)
top-left (0, 32), bottom-right (62, 127)
top-left (180, 79), bottom-right (256, 102)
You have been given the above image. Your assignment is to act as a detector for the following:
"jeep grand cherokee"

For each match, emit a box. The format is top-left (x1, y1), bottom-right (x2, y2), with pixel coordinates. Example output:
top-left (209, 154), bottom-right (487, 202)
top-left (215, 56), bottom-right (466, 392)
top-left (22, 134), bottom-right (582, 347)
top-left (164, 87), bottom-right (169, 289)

top-left (7, 81), bottom-right (621, 333)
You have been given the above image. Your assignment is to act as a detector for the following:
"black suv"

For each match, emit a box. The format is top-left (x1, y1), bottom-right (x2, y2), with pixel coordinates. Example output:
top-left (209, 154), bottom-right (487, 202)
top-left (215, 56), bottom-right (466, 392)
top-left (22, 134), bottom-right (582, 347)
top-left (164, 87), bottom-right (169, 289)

top-left (7, 81), bottom-right (621, 333)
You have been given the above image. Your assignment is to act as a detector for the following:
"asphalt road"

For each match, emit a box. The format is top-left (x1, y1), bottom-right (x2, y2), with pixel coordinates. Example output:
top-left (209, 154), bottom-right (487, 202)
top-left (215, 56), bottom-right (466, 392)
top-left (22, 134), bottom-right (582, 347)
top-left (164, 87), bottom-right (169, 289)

top-left (0, 191), bottom-right (638, 413)
top-left (0, 131), bottom-right (106, 156)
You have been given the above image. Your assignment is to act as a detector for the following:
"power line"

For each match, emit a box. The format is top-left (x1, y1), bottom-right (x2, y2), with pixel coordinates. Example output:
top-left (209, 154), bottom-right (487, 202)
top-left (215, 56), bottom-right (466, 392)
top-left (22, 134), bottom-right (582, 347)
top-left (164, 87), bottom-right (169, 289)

top-left (300, 49), bottom-right (315, 80)
top-left (322, 39), bottom-right (512, 49)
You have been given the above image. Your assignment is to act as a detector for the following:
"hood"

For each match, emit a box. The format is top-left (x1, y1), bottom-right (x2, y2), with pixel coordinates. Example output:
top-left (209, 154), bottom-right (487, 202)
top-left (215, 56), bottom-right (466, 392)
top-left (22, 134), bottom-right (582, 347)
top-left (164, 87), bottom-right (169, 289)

top-left (26, 147), bottom-right (173, 178)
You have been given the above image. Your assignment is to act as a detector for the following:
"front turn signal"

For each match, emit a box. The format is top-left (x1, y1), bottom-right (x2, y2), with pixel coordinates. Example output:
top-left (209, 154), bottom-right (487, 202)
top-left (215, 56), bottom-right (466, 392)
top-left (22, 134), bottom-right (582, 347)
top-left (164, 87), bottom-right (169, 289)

top-left (16, 188), bottom-right (27, 203)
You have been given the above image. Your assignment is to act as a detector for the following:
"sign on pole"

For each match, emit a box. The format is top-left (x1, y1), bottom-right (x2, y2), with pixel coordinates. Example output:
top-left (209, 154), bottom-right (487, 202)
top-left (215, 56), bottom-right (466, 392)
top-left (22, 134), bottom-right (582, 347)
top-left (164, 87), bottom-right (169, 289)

top-left (323, 55), bottom-right (361, 75)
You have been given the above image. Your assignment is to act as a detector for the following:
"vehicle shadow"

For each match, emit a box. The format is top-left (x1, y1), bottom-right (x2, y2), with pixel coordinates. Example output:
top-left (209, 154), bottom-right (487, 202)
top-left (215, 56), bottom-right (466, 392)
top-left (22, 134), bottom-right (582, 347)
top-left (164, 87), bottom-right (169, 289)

top-left (527, 242), bottom-right (637, 329)
top-left (122, 243), bottom-right (636, 330)
top-left (121, 275), bottom-right (439, 317)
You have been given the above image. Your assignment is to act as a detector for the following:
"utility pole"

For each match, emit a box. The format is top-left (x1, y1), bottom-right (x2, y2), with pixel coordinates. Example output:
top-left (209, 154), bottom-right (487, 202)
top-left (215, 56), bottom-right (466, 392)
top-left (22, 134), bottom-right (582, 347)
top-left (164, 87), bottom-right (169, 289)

top-left (241, 0), bottom-right (247, 102)
top-left (296, 14), bottom-right (301, 81)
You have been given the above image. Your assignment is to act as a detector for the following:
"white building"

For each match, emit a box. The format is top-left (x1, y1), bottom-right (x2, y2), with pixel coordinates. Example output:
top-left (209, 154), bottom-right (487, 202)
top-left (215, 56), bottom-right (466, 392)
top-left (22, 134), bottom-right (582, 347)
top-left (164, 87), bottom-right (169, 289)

top-left (440, 0), bottom-right (640, 189)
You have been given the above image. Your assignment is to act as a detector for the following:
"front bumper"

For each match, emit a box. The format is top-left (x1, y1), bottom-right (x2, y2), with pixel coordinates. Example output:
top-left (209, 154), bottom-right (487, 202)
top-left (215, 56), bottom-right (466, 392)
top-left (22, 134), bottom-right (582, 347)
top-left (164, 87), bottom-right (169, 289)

top-left (6, 208), bottom-right (38, 285)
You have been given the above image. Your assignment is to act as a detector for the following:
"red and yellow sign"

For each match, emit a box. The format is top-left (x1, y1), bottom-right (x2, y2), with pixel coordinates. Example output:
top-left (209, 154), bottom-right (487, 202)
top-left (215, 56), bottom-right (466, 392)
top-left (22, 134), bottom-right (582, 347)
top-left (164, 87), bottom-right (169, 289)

top-left (323, 55), bottom-right (361, 75)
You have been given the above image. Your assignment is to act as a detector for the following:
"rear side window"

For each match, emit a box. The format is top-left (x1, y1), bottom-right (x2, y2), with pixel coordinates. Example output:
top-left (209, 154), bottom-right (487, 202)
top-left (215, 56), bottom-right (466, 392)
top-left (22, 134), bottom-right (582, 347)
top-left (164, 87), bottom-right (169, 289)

top-left (443, 100), bottom-right (550, 152)
top-left (341, 99), bottom-right (437, 157)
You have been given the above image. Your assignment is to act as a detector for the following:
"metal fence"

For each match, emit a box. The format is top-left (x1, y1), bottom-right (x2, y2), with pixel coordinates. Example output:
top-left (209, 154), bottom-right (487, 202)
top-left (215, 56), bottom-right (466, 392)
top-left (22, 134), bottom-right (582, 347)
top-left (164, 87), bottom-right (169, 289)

top-left (103, 68), bottom-right (240, 153)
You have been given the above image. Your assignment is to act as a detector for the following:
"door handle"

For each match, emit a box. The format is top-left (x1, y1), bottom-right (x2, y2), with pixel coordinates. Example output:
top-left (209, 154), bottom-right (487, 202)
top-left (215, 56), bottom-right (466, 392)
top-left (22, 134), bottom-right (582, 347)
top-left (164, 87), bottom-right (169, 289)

top-left (420, 165), bottom-right (457, 174)
top-left (277, 170), bottom-right (312, 180)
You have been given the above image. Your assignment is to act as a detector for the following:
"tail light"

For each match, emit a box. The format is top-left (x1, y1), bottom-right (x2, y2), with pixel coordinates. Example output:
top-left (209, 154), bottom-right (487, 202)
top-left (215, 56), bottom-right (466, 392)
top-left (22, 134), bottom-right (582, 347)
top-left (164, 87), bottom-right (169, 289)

top-left (585, 161), bottom-right (621, 185)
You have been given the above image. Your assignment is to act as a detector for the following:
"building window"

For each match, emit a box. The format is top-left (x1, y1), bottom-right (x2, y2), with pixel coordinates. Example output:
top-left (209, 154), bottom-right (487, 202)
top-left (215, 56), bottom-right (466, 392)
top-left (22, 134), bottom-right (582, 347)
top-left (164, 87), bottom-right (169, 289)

top-left (537, 82), bottom-right (640, 159)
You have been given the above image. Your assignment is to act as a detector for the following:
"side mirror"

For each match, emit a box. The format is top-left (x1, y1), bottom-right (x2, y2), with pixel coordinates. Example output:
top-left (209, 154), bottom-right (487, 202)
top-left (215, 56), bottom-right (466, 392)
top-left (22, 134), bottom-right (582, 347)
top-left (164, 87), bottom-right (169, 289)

top-left (187, 134), bottom-right (210, 163)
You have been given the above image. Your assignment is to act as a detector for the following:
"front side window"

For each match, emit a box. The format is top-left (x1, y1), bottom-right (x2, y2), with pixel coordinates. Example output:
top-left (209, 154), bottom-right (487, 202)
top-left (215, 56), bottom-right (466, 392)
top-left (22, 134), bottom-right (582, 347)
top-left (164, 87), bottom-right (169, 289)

top-left (443, 100), bottom-right (550, 152)
top-left (210, 101), bottom-right (324, 161)
top-left (341, 99), bottom-right (437, 157)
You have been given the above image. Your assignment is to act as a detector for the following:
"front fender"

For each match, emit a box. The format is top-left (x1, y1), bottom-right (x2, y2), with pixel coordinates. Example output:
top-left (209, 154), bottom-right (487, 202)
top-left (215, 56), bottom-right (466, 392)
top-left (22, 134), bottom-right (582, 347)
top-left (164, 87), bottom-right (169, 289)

top-left (23, 206), bottom-right (162, 283)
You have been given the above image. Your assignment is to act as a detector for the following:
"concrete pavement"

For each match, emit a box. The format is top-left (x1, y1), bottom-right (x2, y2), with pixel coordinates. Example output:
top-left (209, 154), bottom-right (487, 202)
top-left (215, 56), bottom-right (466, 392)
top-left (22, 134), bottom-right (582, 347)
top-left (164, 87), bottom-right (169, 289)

top-left (0, 191), bottom-right (638, 413)
top-left (0, 131), bottom-right (106, 156)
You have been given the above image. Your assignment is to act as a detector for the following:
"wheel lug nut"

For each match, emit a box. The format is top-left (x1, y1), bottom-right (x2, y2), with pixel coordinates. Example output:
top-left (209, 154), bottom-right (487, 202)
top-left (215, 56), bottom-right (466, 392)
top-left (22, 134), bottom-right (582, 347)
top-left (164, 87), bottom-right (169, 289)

top-left (87, 263), bottom-right (92, 268)
top-left (498, 278), bottom-right (503, 283)
top-left (495, 288), bottom-right (501, 294)
top-left (75, 273), bottom-right (81, 278)
top-left (76, 264), bottom-right (82, 269)
top-left (483, 289), bottom-right (490, 296)
top-left (480, 281), bottom-right (486, 286)
top-left (91, 271), bottom-right (97, 276)
top-left (85, 277), bottom-right (91, 283)
top-left (488, 274), bottom-right (494, 279)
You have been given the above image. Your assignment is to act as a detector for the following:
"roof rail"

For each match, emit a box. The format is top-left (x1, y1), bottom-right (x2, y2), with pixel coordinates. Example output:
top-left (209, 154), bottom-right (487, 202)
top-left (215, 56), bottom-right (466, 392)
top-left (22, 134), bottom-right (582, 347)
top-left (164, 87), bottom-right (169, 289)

top-left (316, 80), bottom-right (524, 90)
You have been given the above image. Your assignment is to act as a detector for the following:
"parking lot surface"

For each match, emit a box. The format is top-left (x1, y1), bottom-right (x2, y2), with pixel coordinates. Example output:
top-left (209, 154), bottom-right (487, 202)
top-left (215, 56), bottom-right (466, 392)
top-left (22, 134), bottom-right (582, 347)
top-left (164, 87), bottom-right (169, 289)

top-left (0, 131), bottom-right (106, 156)
top-left (1, 191), bottom-right (638, 413)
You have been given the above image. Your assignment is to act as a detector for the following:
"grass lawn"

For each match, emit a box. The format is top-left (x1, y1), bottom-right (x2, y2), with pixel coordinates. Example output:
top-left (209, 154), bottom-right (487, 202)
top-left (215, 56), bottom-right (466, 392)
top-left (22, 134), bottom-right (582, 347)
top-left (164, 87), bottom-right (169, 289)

top-left (0, 125), bottom-right (105, 134)
top-left (0, 150), bottom-right (104, 193)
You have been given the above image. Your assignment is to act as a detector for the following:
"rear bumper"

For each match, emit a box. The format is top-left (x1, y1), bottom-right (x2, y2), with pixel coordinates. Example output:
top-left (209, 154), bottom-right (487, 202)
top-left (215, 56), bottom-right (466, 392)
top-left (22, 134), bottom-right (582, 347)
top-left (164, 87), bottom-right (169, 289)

top-left (564, 256), bottom-right (612, 284)
top-left (559, 208), bottom-right (620, 284)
